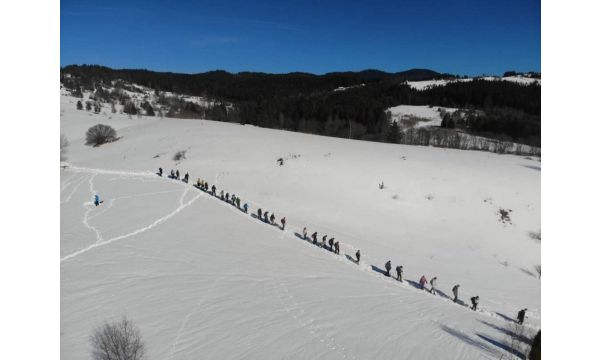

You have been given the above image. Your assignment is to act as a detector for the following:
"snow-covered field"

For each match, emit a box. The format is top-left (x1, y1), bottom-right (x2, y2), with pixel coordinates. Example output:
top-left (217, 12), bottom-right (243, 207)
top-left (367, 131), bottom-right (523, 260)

top-left (386, 104), bottom-right (458, 128)
top-left (61, 90), bottom-right (540, 359)
top-left (407, 75), bottom-right (540, 90)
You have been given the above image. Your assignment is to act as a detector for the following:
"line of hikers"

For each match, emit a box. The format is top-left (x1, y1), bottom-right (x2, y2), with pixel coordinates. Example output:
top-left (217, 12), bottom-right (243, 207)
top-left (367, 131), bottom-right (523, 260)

top-left (299, 227), bottom-right (341, 254)
top-left (159, 167), bottom-right (250, 214)
top-left (256, 208), bottom-right (286, 230)
top-left (157, 166), bottom-right (529, 325)
top-left (381, 259), bottom-right (480, 311)
top-left (379, 260), bottom-right (527, 321)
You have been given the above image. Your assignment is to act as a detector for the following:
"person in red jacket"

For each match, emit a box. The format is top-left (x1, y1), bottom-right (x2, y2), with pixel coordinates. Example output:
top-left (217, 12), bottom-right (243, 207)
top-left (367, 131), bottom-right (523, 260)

top-left (419, 275), bottom-right (428, 290)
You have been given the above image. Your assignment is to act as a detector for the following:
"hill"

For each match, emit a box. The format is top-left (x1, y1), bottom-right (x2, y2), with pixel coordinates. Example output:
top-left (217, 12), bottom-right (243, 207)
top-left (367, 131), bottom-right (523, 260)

top-left (61, 89), bottom-right (540, 359)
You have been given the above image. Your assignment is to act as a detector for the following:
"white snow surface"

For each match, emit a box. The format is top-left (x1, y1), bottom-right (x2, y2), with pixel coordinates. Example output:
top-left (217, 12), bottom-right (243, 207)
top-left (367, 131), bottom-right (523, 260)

top-left (386, 105), bottom-right (458, 128)
top-left (61, 91), bottom-right (540, 359)
top-left (407, 76), bottom-right (540, 90)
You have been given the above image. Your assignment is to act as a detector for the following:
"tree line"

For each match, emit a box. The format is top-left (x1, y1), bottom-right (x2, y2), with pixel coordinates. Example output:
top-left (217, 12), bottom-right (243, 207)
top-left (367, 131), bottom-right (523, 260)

top-left (61, 65), bottom-right (541, 149)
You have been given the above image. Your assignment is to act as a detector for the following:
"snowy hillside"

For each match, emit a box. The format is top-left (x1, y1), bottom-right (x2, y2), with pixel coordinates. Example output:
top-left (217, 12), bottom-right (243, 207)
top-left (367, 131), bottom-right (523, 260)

top-left (61, 89), bottom-right (540, 359)
top-left (386, 105), bottom-right (458, 128)
top-left (407, 75), bottom-right (540, 90)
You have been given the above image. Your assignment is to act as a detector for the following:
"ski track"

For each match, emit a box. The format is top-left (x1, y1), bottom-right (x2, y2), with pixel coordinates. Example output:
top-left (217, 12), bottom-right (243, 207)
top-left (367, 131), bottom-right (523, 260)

top-left (61, 165), bottom-right (529, 328)
top-left (61, 167), bottom-right (202, 262)
top-left (166, 277), bottom-right (221, 360)
top-left (88, 189), bottom-right (182, 221)
top-left (269, 244), bottom-right (355, 360)
top-left (60, 174), bottom-right (88, 204)
top-left (60, 172), bottom-right (79, 193)
top-left (81, 174), bottom-right (103, 243)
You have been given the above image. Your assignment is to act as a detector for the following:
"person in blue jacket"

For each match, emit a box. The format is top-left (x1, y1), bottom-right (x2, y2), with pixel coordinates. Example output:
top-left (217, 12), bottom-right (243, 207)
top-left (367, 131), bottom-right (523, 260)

top-left (94, 194), bottom-right (101, 206)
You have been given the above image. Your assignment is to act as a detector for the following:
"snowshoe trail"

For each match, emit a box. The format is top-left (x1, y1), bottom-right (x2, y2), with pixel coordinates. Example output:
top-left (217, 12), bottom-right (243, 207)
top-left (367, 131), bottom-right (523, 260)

top-left (62, 165), bottom-right (531, 328)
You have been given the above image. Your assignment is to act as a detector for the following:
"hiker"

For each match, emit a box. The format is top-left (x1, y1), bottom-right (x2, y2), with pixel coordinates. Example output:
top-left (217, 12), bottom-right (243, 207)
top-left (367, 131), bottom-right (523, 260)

top-left (211, 185), bottom-right (216, 195)
top-left (257, 208), bottom-right (262, 219)
top-left (471, 296), bottom-right (479, 311)
top-left (264, 211), bottom-right (269, 222)
top-left (517, 308), bottom-right (527, 325)
top-left (379, 182), bottom-right (384, 189)
top-left (197, 178), bottom-right (202, 187)
top-left (158, 167), bottom-right (163, 176)
top-left (322, 235), bottom-right (327, 248)
top-left (220, 190), bottom-right (224, 200)
top-left (311, 232), bottom-right (318, 244)
top-left (396, 265), bottom-right (403, 282)
top-left (176, 170), bottom-right (180, 179)
top-left (243, 203), bottom-right (248, 213)
top-left (204, 182), bottom-right (208, 191)
top-left (231, 194), bottom-right (236, 204)
top-left (225, 193), bottom-right (230, 202)
top-left (236, 197), bottom-right (241, 208)
top-left (183, 173), bottom-right (189, 183)
top-left (355, 249), bottom-right (361, 263)
top-left (170, 169), bottom-right (175, 178)
top-left (270, 213), bottom-right (275, 224)
top-left (419, 275), bottom-right (428, 290)
top-left (452, 285), bottom-right (460, 302)
top-left (302, 227), bottom-right (308, 240)
top-left (430, 277), bottom-right (438, 295)
top-left (334, 241), bottom-right (339, 254)
top-left (280, 217), bottom-right (286, 230)
top-left (328, 237), bottom-right (334, 251)
top-left (94, 194), bottom-right (101, 206)
top-left (385, 261), bottom-right (392, 276)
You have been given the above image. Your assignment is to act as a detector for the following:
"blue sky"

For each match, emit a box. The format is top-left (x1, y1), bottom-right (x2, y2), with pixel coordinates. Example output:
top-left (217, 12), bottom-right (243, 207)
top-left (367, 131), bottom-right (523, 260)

top-left (61, 0), bottom-right (540, 76)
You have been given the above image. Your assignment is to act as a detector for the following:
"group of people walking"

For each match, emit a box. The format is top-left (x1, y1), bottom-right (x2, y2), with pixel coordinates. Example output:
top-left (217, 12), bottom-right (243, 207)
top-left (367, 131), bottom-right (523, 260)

top-left (382, 260), bottom-right (478, 310)
top-left (380, 263), bottom-right (526, 321)
top-left (159, 167), bottom-right (250, 213)
top-left (156, 166), bottom-right (529, 325)
top-left (301, 227), bottom-right (341, 254)
top-left (160, 167), bottom-right (191, 184)
top-left (256, 208), bottom-right (286, 230)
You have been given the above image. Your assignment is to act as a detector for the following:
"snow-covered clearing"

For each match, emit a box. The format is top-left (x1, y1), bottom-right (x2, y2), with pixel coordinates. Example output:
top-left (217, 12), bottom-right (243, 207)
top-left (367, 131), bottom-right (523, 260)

top-left (407, 76), bottom-right (540, 90)
top-left (386, 104), bottom-right (458, 128)
top-left (61, 91), bottom-right (540, 359)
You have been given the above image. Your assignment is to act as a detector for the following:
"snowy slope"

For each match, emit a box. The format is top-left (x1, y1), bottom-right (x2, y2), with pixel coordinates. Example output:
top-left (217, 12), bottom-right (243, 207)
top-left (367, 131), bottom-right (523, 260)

top-left (61, 91), bottom-right (540, 359)
top-left (407, 76), bottom-right (540, 90)
top-left (386, 105), bottom-right (458, 128)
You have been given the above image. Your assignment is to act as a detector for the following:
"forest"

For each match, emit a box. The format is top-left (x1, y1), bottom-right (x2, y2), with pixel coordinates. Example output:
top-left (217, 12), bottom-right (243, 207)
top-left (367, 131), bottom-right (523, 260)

top-left (61, 65), bottom-right (541, 149)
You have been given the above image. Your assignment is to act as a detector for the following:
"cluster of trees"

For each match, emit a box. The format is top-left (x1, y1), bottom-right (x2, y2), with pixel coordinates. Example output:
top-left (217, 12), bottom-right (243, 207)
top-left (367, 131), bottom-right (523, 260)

top-left (61, 65), bottom-right (541, 148)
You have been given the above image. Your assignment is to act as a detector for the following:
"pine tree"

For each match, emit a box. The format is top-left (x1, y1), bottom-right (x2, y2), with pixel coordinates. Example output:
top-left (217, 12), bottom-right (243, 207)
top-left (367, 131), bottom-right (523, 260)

top-left (386, 121), bottom-right (400, 143)
top-left (123, 101), bottom-right (138, 115)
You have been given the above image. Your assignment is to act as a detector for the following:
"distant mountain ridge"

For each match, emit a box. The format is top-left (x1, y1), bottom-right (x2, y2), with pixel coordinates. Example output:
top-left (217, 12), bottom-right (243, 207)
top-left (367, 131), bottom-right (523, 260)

top-left (61, 65), bottom-right (454, 98)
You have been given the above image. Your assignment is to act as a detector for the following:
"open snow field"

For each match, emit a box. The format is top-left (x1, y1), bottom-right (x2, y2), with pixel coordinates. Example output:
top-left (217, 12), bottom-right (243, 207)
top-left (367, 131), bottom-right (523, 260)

top-left (407, 76), bottom-right (540, 90)
top-left (386, 105), bottom-right (458, 128)
top-left (61, 92), bottom-right (540, 359)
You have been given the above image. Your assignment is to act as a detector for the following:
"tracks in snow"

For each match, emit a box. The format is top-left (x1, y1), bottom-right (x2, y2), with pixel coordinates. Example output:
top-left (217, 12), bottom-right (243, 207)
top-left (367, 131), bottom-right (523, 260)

top-left (60, 167), bottom-right (202, 262)
top-left (60, 164), bottom-right (530, 330)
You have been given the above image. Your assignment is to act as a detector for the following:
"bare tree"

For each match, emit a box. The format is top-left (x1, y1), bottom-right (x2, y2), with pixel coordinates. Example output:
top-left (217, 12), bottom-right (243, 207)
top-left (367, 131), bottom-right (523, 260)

top-left (60, 134), bottom-right (69, 161)
top-left (90, 317), bottom-right (146, 360)
top-left (86, 124), bottom-right (118, 146)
